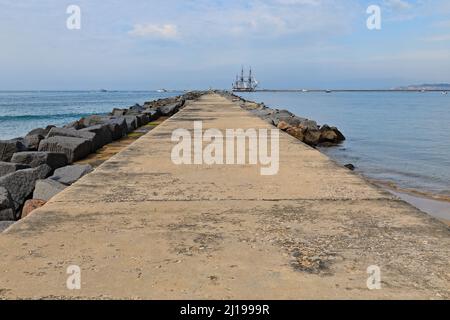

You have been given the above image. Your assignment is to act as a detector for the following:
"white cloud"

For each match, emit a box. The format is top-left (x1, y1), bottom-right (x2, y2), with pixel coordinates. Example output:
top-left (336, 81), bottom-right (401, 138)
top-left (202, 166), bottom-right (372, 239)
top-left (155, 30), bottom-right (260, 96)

top-left (129, 23), bottom-right (179, 39)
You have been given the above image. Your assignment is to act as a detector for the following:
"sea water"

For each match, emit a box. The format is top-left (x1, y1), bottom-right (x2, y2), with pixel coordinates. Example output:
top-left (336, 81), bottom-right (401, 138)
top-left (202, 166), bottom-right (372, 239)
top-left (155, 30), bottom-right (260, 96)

top-left (0, 91), bottom-right (182, 140)
top-left (239, 91), bottom-right (450, 199)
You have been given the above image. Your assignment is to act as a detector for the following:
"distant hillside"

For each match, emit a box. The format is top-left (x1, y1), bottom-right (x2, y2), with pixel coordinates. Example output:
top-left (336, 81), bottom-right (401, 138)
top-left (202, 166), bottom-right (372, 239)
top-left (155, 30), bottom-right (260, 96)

top-left (395, 83), bottom-right (450, 90)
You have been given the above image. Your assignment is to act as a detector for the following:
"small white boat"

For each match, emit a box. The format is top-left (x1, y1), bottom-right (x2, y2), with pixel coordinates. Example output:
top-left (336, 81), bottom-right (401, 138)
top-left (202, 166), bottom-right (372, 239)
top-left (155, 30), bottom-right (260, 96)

top-left (157, 89), bottom-right (168, 93)
top-left (442, 91), bottom-right (448, 95)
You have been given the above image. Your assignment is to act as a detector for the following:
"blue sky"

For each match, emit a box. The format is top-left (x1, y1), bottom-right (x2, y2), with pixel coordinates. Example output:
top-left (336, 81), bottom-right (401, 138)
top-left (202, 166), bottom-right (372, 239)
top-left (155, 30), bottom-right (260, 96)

top-left (1, 0), bottom-right (450, 89)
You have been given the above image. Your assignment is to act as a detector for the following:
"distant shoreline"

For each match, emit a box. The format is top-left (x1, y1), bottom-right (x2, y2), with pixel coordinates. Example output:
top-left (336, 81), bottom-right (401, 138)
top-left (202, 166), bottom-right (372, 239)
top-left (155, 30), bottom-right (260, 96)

top-left (247, 89), bottom-right (449, 92)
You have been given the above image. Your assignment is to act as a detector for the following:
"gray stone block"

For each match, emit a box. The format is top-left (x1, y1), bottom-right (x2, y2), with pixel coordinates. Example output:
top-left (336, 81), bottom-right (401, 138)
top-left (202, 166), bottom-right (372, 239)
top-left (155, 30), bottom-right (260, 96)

top-left (33, 179), bottom-right (67, 201)
top-left (50, 164), bottom-right (93, 185)
top-left (38, 136), bottom-right (92, 163)
top-left (11, 152), bottom-right (68, 170)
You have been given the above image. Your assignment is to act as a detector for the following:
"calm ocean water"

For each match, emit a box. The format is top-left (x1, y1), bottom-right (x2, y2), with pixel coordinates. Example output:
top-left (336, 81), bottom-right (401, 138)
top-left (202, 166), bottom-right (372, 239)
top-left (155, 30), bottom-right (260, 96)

top-left (239, 92), bottom-right (450, 198)
top-left (0, 91), bottom-right (182, 140)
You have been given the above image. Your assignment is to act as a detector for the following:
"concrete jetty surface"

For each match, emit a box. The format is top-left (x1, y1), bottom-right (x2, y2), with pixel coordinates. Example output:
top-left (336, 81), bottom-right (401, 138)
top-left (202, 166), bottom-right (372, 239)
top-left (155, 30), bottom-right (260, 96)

top-left (0, 93), bottom-right (449, 299)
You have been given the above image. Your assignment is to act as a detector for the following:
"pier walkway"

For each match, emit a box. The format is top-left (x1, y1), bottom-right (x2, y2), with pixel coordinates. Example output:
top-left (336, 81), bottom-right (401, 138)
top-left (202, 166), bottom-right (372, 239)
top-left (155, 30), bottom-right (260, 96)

top-left (0, 93), bottom-right (448, 299)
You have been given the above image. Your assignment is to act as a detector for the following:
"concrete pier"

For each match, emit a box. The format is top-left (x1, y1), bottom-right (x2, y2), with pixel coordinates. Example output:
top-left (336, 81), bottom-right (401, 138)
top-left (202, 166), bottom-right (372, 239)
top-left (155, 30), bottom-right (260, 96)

top-left (0, 93), bottom-right (449, 299)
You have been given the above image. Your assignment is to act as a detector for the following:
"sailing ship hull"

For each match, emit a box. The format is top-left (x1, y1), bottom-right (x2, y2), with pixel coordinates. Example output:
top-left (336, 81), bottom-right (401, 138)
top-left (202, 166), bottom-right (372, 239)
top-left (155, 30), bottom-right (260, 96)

top-left (232, 88), bottom-right (257, 92)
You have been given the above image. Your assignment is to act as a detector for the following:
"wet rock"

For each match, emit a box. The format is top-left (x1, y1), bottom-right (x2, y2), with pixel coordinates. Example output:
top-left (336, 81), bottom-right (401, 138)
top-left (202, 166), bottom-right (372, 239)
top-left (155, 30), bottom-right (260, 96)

top-left (0, 162), bottom-right (30, 177)
top-left (303, 129), bottom-right (322, 147)
top-left (319, 125), bottom-right (338, 143)
top-left (319, 125), bottom-right (346, 145)
top-left (11, 152), bottom-right (68, 170)
top-left (331, 126), bottom-right (346, 142)
top-left (0, 139), bottom-right (28, 162)
top-left (344, 164), bottom-right (355, 171)
top-left (38, 136), bottom-right (91, 163)
top-left (0, 165), bottom-right (52, 212)
top-left (50, 164), bottom-right (93, 185)
top-left (21, 199), bottom-right (46, 219)
top-left (33, 179), bottom-right (67, 201)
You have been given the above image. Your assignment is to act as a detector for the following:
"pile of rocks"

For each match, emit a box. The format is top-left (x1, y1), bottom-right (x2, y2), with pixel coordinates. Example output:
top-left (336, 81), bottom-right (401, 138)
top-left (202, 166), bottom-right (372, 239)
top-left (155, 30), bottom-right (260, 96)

top-left (224, 92), bottom-right (345, 147)
top-left (0, 91), bottom-right (205, 230)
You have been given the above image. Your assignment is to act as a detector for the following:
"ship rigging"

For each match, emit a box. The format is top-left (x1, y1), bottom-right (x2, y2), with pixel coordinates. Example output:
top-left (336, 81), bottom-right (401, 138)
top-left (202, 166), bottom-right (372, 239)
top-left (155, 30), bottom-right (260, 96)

top-left (232, 67), bottom-right (258, 92)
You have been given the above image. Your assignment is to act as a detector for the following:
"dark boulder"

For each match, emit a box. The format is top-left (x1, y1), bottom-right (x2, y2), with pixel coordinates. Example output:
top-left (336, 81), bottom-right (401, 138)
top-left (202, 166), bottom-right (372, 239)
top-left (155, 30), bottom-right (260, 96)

top-left (111, 108), bottom-right (126, 116)
top-left (157, 100), bottom-right (184, 116)
top-left (0, 161), bottom-right (30, 177)
top-left (79, 124), bottom-right (113, 147)
top-left (0, 139), bottom-right (28, 162)
top-left (11, 152), bottom-right (68, 170)
top-left (270, 110), bottom-right (295, 126)
top-left (0, 164), bottom-right (52, 212)
top-left (0, 221), bottom-right (15, 232)
top-left (143, 109), bottom-right (160, 122)
top-left (64, 120), bottom-right (85, 130)
top-left (124, 116), bottom-right (138, 132)
top-left (80, 115), bottom-right (106, 127)
top-left (319, 125), bottom-right (346, 145)
top-left (331, 126), bottom-right (346, 142)
top-left (136, 114), bottom-right (150, 126)
top-left (298, 119), bottom-right (319, 130)
top-left (108, 118), bottom-right (128, 140)
top-left (344, 164), bottom-right (355, 171)
top-left (81, 116), bottom-right (128, 140)
top-left (38, 136), bottom-right (91, 163)
top-left (50, 164), bottom-right (93, 185)
top-left (127, 104), bottom-right (145, 113)
top-left (46, 127), bottom-right (100, 152)
top-left (303, 128), bottom-right (322, 147)
top-left (24, 129), bottom-right (46, 151)
top-left (0, 186), bottom-right (15, 221)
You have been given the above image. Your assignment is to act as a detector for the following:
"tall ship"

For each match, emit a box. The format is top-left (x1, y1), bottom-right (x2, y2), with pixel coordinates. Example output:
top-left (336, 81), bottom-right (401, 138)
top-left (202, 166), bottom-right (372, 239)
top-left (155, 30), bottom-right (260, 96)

top-left (232, 67), bottom-right (258, 92)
